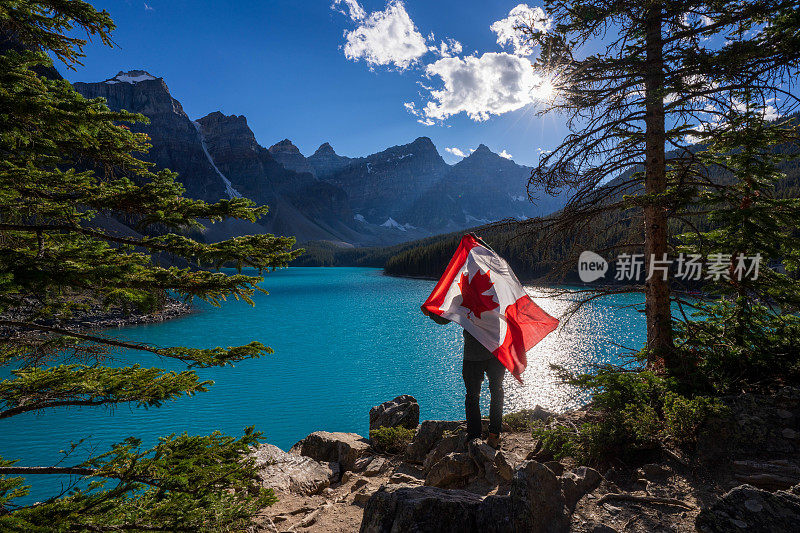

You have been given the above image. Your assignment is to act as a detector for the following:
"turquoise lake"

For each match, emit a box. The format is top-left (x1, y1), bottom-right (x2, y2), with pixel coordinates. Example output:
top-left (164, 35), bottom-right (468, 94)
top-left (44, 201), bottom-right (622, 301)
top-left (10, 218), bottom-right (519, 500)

top-left (2, 267), bottom-right (647, 499)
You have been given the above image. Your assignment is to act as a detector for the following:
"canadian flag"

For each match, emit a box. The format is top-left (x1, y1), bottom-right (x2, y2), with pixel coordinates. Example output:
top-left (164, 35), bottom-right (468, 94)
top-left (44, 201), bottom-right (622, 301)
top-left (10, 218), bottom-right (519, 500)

top-left (421, 234), bottom-right (559, 383)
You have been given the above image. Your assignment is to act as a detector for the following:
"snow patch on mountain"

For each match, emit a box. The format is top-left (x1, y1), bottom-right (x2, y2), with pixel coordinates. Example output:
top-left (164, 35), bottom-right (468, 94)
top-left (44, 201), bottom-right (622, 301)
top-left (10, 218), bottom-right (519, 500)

top-left (106, 71), bottom-right (157, 84)
top-left (354, 214), bottom-right (366, 222)
top-left (192, 121), bottom-right (242, 199)
top-left (380, 217), bottom-right (416, 231)
top-left (381, 217), bottom-right (403, 229)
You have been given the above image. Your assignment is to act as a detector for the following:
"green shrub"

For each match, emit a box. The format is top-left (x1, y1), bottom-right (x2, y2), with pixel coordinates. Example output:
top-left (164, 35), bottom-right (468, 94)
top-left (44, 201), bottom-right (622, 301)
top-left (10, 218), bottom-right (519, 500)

top-left (663, 392), bottom-right (727, 444)
top-left (503, 409), bottom-right (548, 432)
top-left (532, 421), bottom-right (574, 459)
top-left (369, 426), bottom-right (415, 454)
top-left (532, 368), bottom-right (726, 464)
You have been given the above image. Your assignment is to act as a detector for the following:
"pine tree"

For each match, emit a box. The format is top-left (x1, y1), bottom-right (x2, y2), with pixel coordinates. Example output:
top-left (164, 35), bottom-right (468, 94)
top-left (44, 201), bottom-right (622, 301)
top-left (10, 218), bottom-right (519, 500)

top-left (674, 97), bottom-right (800, 392)
top-left (519, 0), bottom-right (800, 371)
top-left (0, 1), bottom-right (299, 529)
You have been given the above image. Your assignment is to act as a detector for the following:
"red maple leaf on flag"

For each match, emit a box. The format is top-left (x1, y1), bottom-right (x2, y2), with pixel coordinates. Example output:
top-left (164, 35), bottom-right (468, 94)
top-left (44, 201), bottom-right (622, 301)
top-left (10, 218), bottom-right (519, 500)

top-left (458, 269), bottom-right (499, 319)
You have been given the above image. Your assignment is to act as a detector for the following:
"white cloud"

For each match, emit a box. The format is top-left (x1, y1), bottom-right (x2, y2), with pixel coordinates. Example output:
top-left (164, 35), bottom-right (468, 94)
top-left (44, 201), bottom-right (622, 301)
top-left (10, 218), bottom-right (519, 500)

top-left (498, 149), bottom-right (513, 159)
top-left (430, 37), bottom-right (463, 58)
top-left (445, 147), bottom-right (468, 157)
top-left (341, 1), bottom-right (429, 70)
top-left (490, 4), bottom-right (551, 57)
top-left (143, 2), bottom-right (154, 10)
top-left (731, 99), bottom-right (781, 121)
top-left (417, 118), bottom-right (435, 126)
top-left (422, 52), bottom-right (539, 121)
top-left (332, 0), bottom-right (365, 21)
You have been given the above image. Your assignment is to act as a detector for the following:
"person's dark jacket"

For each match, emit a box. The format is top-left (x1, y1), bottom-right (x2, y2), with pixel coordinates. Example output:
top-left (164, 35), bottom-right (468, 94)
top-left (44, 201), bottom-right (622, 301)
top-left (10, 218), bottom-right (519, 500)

top-left (425, 310), bottom-right (493, 361)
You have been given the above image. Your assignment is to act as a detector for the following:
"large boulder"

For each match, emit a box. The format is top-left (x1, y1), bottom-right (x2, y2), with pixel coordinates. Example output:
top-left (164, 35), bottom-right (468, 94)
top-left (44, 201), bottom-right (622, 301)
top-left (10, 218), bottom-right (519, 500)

top-left (370, 395), bottom-right (420, 431)
top-left (561, 466), bottom-right (603, 510)
top-left (405, 420), bottom-right (463, 464)
top-left (359, 485), bottom-right (513, 533)
top-left (422, 434), bottom-right (465, 473)
top-left (468, 439), bottom-right (513, 485)
top-left (731, 459), bottom-right (800, 491)
top-left (510, 460), bottom-right (570, 533)
top-left (289, 431), bottom-right (371, 472)
top-left (361, 460), bottom-right (570, 533)
top-left (251, 443), bottom-right (339, 495)
top-left (425, 452), bottom-right (479, 489)
top-left (696, 483), bottom-right (800, 533)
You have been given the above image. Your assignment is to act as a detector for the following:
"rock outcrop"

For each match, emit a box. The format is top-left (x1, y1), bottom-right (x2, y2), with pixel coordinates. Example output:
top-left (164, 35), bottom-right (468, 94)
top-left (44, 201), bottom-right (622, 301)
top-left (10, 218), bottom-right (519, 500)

top-left (360, 460), bottom-right (570, 533)
top-left (404, 420), bottom-right (463, 464)
top-left (360, 485), bottom-right (512, 533)
top-left (258, 389), bottom-right (800, 533)
top-left (369, 395), bottom-right (420, 431)
top-left (468, 439), bottom-right (514, 485)
top-left (696, 483), bottom-right (800, 532)
top-left (561, 466), bottom-right (603, 510)
top-left (510, 460), bottom-right (571, 533)
top-left (251, 443), bottom-right (339, 495)
top-left (290, 431), bottom-right (372, 472)
top-left (425, 452), bottom-right (479, 489)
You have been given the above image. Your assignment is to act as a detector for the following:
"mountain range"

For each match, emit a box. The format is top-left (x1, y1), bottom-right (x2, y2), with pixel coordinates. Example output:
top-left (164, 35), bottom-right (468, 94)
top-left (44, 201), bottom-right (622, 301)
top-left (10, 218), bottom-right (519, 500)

top-left (73, 70), bottom-right (568, 245)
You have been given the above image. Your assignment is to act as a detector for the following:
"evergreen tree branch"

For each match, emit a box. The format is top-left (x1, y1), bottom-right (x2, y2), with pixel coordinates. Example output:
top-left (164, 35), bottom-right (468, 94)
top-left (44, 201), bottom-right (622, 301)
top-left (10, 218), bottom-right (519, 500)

top-left (0, 320), bottom-right (272, 367)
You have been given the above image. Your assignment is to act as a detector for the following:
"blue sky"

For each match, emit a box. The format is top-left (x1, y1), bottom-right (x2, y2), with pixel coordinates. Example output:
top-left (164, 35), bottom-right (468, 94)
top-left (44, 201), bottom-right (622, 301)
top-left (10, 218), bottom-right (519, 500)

top-left (62, 1), bottom-right (568, 166)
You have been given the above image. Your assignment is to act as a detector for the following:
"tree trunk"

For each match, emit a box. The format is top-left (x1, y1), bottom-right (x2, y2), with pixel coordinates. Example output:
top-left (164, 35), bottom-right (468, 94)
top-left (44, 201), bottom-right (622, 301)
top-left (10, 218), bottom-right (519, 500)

top-left (643, 5), bottom-right (674, 369)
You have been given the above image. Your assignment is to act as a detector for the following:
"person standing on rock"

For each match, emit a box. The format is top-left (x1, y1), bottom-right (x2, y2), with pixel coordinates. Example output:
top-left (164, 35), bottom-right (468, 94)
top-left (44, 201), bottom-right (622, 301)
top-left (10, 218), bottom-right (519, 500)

top-left (421, 234), bottom-right (559, 450)
top-left (425, 308), bottom-right (505, 448)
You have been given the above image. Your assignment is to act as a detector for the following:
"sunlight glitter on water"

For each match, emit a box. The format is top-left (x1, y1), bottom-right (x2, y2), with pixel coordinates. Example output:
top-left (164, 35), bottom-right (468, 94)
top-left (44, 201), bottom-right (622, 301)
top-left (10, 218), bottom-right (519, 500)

top-left (499, 286), bottom-right (647, 413)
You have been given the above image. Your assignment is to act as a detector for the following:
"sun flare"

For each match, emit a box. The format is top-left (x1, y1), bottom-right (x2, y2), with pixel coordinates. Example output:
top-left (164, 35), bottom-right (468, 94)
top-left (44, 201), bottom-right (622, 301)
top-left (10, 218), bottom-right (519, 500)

top-left (534, 77), bottom-right (556, 101)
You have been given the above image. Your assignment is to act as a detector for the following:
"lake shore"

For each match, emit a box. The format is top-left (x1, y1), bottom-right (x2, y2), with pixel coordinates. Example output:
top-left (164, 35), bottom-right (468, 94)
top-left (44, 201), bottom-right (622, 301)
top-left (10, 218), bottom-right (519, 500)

top-left (255, 388), bottom-right (800, 532)
top-left (0, 297), bottom-right (195, 334)
top-left (81, 298), bottom-right (195, 330)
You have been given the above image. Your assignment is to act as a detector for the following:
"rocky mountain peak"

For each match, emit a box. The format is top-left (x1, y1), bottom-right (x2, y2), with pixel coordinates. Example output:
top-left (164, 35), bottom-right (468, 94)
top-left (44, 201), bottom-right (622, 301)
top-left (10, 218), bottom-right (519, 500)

top-left (75, 70), bottom-right (183, 118)
top-left (72, 71), bottom-right (227, 201)
top-left (411, 136), bottom-right (436, 151)
top-left (269, 139), bottom-right (303, 155)
top-left (269, 139), bottom-right (314, 176)
top-left (196, 112), bottom-right (256, 145)
top-left (308, 142), bottom-right (351, 178)
top-left (198, 111), bottom-right (248, 125)
top-left (313, 142), bottom-right (337, 156)
top-left (462, 144), bottom-right (506, 164)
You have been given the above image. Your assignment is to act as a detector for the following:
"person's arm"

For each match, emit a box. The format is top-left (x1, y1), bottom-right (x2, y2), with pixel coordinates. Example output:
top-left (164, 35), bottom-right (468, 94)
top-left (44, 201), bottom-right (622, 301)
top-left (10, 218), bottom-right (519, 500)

top-left (422, 307), bottom-right (450, 325)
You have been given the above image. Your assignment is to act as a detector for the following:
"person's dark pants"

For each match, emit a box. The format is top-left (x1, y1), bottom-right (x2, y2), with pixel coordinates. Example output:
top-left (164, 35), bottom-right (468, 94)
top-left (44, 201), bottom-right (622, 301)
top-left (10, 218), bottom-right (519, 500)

top-left (462, 357), bottom-right (505, 439)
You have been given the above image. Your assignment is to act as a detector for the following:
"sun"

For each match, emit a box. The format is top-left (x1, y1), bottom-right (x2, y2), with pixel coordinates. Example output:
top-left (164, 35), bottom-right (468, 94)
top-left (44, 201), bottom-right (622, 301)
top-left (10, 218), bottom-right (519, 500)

top-left (534, 77), bottom-right (556, 101)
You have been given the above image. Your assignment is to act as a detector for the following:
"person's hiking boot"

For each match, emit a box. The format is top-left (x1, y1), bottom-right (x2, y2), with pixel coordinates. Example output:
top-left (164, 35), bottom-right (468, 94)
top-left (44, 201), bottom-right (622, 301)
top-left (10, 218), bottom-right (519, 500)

top-left (487, 432), bottom-right (501, 449)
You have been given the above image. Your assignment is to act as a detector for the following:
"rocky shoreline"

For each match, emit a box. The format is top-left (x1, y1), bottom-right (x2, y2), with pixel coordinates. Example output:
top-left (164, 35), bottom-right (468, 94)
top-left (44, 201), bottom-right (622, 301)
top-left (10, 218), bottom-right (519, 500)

top-left (72, 299), bottom-right (195, 330)
top-left (251, 390), bottom-right (800, 532)
top-left (0, 298), bottom-right (194, 333)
